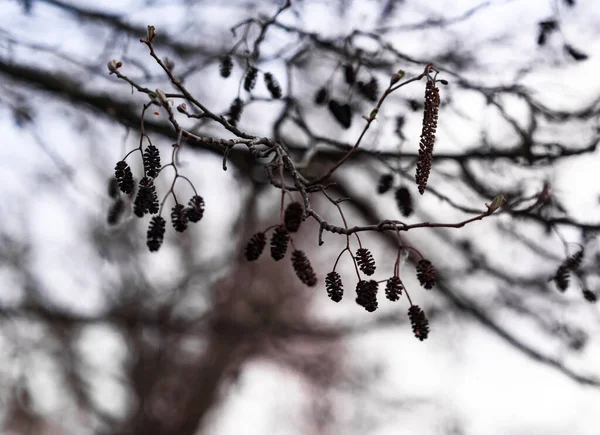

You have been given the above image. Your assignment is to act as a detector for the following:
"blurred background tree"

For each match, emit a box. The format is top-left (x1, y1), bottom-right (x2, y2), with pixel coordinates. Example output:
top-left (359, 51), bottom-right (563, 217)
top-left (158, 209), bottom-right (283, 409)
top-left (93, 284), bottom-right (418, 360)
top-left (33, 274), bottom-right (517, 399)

top-left (1, 0), bottom-right (600, 434)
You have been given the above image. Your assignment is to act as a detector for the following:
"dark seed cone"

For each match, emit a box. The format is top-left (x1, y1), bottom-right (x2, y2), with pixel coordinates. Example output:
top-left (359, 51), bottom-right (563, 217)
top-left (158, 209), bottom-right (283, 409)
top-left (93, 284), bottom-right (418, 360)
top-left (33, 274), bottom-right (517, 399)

top-left (314, 87), bottom-right (329, 105)
top-left (357, 78), bottom-right (379, 102)
top-left (377, 174), bottom-right (394, 194)
top-left (147, 216), bottom-right (166, 252)
top-left (408, 99), bottom-right (422, 112)
top-left (326, 271), bottom-right (344, 302)
top-left (408, 305), bottom-right (430, 341)
top-left (219, 55), bottom-right (233, 78)
top-left (227, 98), bottom-right (243, 126)
top-left (143, 145), bottom-right (161, 178)
top-left (292, 250), bottom-right (317, 287)
top-left (114, 160), bottom-right (134, 194)
top-left (355, 280), bottom-right (378, 312)
top-left (244, 67), bottom-right (258, 92)
top-left (328, 100), bottom-right (352, 129)
top-left (356, 248), bottom-right (376, 276)
top-left (133, 177), bottom-right (159, 217)
top-left (415, 80), bottom-right (440, 194)
top-left (107, 198), bottom-right (125, 225)
top-left (108, 177), bottom-right (120, 199)
top-left (171, 204), bottom-right (189, 232)
top-left (564, 249), bottom-right (584, 270)
top-left (186, 195), bottom-right (205, 223)
top-left (245, 232), bottom-right (266, 261)
top-left (343, 64), bottom-right (356, 85)
top-left (416, 259), bottom-right (436, 289)
top-left (264, 73), bottom-right (282, 99)
top-left (582, 289), bottom-right (597, 303)
top-left (270, 225), bottom-right (289, 261)
top-left (552, 264), bottom-right (570, 291)
top-left (284, 202), bottom-right (303, 233)
top-left (395, 187), bottom-right (413, 217)
top-left (385, 276), bottom-right (403, 301)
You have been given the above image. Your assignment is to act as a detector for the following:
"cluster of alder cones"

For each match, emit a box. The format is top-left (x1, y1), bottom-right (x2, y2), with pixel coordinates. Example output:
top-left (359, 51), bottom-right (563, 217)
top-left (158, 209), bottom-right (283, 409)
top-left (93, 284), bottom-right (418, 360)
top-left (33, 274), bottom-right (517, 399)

top-left (110, 145), bottom-right (205, 252)
top-left (243, 201), bottom-right (436, 341)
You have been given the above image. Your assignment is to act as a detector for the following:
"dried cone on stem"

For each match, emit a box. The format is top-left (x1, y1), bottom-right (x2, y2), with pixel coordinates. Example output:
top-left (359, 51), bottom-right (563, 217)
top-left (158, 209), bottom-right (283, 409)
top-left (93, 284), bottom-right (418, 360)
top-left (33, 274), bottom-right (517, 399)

top-left (385, 276), bottom-right (403, 301)
top-left (171, 204), bottom-right (189, 232)
top-left (107, 198), bottom-right (125, 225)
top-left (147, 216), bottom-right (166, 252)
top-left (377, 174), bottom-right (394, 194)
top-left (582, 290), bottom-right (597, 303)
top-left (143, 145), bottom-right (161, 178)
top-left (356, 248), bottom-right (376, 276)
top-left (395, 187), bottom-right (413, 217)
top-left (326, 271), bottom-right (343, 302)
top-left (314, 87), bottom-right (328, 105)
top-left (284, 202), bottom-right (303, 233)
top-left (114, 161), bottom-right (134, 194)
top-left (219, 55), bottom-right (233, 78)
top-left (553, 264), bottom-right (570, 291)
top-left (408, 305), bottom-right (430, 341)
top-left (415, 80), bottom-right (440, 194)
top-left (416, 259), bottom-right (436, 289)
top-left (343, 64), bottom-right (356, 85)
top-left (551, 250), bottom-right (583, 292)
top-left (244, 67), bottom-right (258, 92)
top-left (357, 78), bottom-right (379, 102)
top-left (134, 177), bottom-right (159, 217)
top-left (292, 250), bottom-right (317, 287)
top-left (270, 226), bottom-right (289, 261)
top-left (227, 98), bottom-right (243, 126)
top-left (264, 73), bottom-right (282, 99)
top-left (186, 195), bottom-right (205, 223)
top-left (245, 232), bottom-right (266, 261)
top-left (355, 280), bottom-right (378, 312)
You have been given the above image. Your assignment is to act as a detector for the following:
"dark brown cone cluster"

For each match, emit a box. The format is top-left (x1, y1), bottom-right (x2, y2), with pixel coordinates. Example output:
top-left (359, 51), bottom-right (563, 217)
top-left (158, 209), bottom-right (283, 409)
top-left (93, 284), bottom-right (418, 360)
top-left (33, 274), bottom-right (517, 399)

top-left (395, 187), bottom-right (413, 217)
top-left (244, 67), bottom-right (258, 92)
top-left (292, 250), bottom-right (317, 287)
top-left (147, 216), bottom-right (166, 252)
top-left (270, 225), bottom-right (289, 261)
top-left (415, 80), bottom-right (440, 194)
top-left (356, 280), bottom-right (378, 312)
top-left (114, 161), bottom-right (134, 194)
top-left (171, 204), bottom-right (189, 232)
top-left (220, 55), bottom-right (233, 78)
top-left (377, 174), bottom-right (394, 194)
top-left (385, 276), bottom-right (403, 301)
top-left (264, 73), bottom-right (282, 99)
top-left (186, 195), bottom-right (205, 222)
top-left (357, 78), bottom-right (379, 102)
top-left (227, 98), bottom-right (243, 126)
top-left (143, 145), bottom-right (161, 178)
top-left (408, 305), bottom-right (429, 341)
top-left (416, 259), bottom-right (436, 289)
top-left (356, 248), bottom-right (376, 276)
top-left (134, 177), bottom-right (159, 217)
top-left (245, 232), bottom-right (266, 261)
top-left (326, 271), bottom-right (343, 302)
top-left (284, 202), bottom-right (303, 233)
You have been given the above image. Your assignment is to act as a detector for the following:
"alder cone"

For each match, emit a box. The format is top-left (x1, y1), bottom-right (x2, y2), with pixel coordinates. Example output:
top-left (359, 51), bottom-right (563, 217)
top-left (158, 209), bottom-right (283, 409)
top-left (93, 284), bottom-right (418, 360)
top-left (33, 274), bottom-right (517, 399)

top-left (328, 100), bottom-right (352, 129)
